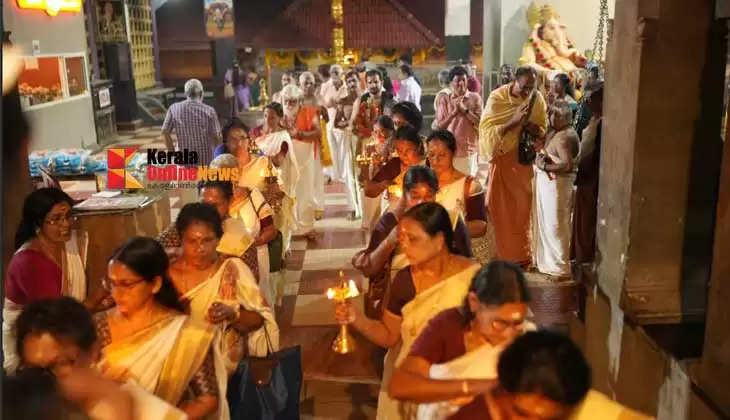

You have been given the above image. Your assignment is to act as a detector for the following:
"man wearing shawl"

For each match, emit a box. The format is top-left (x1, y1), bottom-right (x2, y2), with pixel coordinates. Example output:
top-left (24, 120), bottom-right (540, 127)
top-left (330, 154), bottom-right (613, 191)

top-left (479, 66), bottom-right (547, 266)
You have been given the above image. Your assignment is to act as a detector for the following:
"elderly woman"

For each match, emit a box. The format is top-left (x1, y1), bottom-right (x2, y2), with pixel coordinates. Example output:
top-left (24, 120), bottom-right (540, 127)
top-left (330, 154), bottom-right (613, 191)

top-left (427, 130), bottom-right (496, 264)
top-left (156, 180), bottom-right (261, 282)
top-left (167, 203), bottom-right (277, 375)
top-left (95, 237), bottom-right (221, 419)
top-left (3, 188), bottom-right (93, 372)
top-left (214, 118), bottom-right (249, 159)
top-left (389, 261), bottom-right (534, 419)
top-left (252, 102), bottom-right (299, 286)
top-left (279, 83), bottom-right (321, 238)
top-left (338, 202), bottom-right (480, 419)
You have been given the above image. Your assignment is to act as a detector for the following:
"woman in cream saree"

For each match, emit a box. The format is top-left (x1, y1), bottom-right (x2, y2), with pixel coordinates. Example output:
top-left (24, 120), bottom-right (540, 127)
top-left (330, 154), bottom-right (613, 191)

top-left (96, 237), bottom-right (222, 420)
top-left (389, 261), bottom-right (534, 420)
top-left (336, 202), bottom-right (480, 420)
top-left (253, 102), bottom-right (300, 256)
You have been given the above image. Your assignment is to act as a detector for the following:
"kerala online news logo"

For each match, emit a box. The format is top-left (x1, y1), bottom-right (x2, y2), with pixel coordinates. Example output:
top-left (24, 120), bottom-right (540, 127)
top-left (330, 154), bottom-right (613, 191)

top-left (106, 148), bottom-right (240, 189)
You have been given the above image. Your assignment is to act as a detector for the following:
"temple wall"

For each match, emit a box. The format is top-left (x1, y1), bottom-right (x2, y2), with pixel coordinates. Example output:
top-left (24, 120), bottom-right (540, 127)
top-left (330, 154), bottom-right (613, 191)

top-left (501, 0), bottom-right (616, 66)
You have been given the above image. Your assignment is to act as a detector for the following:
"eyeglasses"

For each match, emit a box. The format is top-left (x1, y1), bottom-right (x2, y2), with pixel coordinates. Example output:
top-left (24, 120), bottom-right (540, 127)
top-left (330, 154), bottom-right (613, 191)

top-left (491, 318), bottom-right (525, 332)
top-left (102, 277), bottom-right (146, 292)
top-left (45, 214), bottom-right (77, 225)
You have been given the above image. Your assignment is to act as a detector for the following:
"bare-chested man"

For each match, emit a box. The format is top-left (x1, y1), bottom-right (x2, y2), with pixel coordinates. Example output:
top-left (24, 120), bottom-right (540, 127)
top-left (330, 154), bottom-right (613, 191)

top-left (532, 99), bottom-right (579, 277)
top-left (299, 71), bottom-right (329, 218)
top-left (330, 71), bottom-right (363, 218)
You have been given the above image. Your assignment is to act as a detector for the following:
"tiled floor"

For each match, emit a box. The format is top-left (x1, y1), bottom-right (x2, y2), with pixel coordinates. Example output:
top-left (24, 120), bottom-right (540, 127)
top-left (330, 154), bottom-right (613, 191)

top-left (278, 182), bottom-right (381, 418)
top-left (64, 129), bottom-right (577, 418)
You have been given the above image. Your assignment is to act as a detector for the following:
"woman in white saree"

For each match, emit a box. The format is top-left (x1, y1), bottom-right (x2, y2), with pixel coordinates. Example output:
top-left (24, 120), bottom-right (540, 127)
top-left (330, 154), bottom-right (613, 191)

top-left (253, 102), bottom-right (299, 257)
top-left (336, 202), bottom-right (480, 420)
top-left (3, 188), bottom-right (97, 374)
top-left (426, 130), bottom-right (498, 265)
top-left (95, 237), bottom-right (221, 419)
top-left (388, 261), bottom-right (534, 420)
top-left (167, 202), bottom-right (279, 376)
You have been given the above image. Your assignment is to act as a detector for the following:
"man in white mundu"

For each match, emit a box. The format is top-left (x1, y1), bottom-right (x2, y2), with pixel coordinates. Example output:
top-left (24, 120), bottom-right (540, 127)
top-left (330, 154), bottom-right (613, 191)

top-left (299, 71), bottom-right (328, 220)
top-left (532, 100), bottom-right (579, 277)
top-left (280, 83), bottom-right (321, 238)
top-left (321, 64), bottom-right (346, 182)
top-left (323, 68), bottom-right (362, 218)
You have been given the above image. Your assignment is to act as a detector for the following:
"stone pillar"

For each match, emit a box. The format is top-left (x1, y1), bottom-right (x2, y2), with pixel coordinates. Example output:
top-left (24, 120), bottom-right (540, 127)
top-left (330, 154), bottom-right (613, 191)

top-left (596, 0), bottom-right (724, 323)
top-left (445, 0), bottom-right (471, 64)
top-left (482, 0), bottom-right (501, 93)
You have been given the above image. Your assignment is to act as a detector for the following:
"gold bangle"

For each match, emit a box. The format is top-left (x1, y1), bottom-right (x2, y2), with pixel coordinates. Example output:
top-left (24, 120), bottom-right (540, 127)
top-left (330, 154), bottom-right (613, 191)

top-left (461, 380), bottom-right (469, 395)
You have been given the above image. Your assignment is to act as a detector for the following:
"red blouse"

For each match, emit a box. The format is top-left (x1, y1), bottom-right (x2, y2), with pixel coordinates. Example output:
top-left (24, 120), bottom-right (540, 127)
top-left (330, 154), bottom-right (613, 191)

top-left (408, 307), bottom-right (468, 364)
top-left (5, 249), bottom-right (62, 304)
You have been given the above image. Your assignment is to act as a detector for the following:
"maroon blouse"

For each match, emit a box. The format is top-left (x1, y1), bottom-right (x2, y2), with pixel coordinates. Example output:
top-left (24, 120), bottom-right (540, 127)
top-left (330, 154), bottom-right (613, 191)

top-left (408, 308), bottom-right (468, 364)
top-left (5, 249), bottom-right (62, 304)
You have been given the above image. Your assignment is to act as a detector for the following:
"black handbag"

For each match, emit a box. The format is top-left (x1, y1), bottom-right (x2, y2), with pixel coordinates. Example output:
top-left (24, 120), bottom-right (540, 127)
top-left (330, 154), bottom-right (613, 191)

top-left (518, 90), bottom-right (539, 165)
top-left (267, 231), bottom-right (284, 272)
top-left (228, 327), bottom-right (302, 420)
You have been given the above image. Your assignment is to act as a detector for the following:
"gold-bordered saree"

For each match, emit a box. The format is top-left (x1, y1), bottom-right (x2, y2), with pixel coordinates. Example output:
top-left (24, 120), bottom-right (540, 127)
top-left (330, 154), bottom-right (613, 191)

top-left (98, 313), bottom-right (216, 413)
top-left (376, 263), bottom-right (481, 420)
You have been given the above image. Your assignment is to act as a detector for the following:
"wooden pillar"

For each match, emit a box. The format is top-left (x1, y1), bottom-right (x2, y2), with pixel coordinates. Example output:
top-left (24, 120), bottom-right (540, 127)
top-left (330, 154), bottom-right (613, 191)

top-left (699, 69), bottom-right (730, 416)
top-left (596, 0), bottom-right (725, 323)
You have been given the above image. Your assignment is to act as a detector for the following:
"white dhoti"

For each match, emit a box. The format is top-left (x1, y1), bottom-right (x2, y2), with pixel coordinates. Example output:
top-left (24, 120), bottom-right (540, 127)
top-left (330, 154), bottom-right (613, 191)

top-left (326, 124), bottom-right (346, 183)
top-left (532, 169), bottom-right (576, 277)
top-left (292, 140), bottom-right (317, 235)
top-left (336, 129), bottom-right (362, 215)
top-left (315, 163), bottom-right (325, 213)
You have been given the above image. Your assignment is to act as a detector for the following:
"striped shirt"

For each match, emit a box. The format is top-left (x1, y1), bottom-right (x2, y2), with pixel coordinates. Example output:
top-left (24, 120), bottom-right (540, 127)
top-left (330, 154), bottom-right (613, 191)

top-left (161, 99), bottom-right (221, 165)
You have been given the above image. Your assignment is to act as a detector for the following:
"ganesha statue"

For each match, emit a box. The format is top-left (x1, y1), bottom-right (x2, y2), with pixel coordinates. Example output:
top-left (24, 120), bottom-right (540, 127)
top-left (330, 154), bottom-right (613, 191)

top-left (519, 2), bottom-right (588, 76)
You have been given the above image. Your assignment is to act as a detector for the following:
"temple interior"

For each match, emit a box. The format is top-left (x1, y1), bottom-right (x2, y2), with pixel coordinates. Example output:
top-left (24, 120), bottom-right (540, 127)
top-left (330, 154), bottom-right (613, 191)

top-left (2, 0), bottom-right (730, 419)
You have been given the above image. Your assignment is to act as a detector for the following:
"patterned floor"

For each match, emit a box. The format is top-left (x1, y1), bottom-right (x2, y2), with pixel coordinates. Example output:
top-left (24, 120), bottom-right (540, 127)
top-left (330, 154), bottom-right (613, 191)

top-left (61, 127), bottom-right (573, 418)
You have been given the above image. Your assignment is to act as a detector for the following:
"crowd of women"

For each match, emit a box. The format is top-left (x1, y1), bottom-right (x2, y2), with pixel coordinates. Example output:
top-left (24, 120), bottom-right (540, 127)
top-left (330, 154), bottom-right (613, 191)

top-left (1, 60), bottom-right (647, 419)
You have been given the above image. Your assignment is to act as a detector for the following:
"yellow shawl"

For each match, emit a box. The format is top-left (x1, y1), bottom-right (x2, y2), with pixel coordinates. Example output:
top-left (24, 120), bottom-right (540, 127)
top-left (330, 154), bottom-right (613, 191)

top-left (478, 83), bottom-right (547, 161)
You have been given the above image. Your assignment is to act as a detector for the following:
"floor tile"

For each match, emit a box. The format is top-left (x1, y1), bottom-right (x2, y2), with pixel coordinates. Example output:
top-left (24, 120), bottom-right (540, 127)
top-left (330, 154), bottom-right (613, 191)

top-left (285, 249), bottom-right (306, 270)
top-left (285, 269), bottom-right (303, 284)
top-left (307, 230), bottom-right (367, 250)
top-left (299, 269), bottom-right (365, 295)
top-left (302, 248), bottom-right (362, 271)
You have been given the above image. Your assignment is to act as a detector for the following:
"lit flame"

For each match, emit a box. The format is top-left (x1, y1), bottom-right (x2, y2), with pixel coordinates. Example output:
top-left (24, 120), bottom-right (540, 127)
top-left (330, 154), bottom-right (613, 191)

top-left (326, 288), bottom-right (335, 300)
top-left (346, 279), bottom-right (360, 298)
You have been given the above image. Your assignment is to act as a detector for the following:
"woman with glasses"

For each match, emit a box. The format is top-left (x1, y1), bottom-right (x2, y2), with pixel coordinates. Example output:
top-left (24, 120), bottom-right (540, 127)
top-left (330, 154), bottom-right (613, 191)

top-left (389, 261), bottom-right (534, 420)
top-left (337, 202), bottom-right (480, 420)
top-left (3, 188), bottom-right (94, 373)
top-left (96, 236), bottom-right (222, 419)
top-left (214, 118), bottom-right (249, 159)
top-left (167, 203), bottom-right (278, 374)
top-left (427, 130), bottom-right (496, 264)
